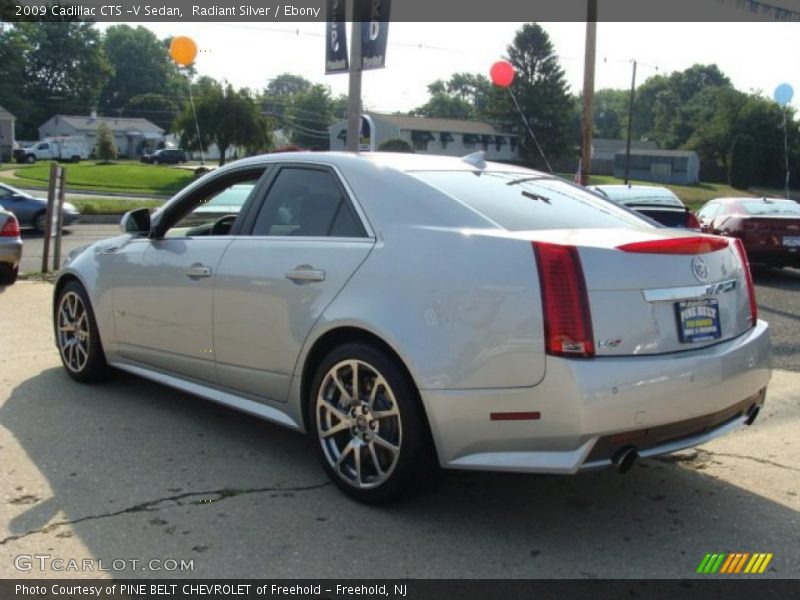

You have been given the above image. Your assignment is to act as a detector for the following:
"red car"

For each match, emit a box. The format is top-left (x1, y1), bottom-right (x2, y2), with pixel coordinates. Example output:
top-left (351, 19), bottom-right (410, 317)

top-left (697, 197), bottom-right (800, 268)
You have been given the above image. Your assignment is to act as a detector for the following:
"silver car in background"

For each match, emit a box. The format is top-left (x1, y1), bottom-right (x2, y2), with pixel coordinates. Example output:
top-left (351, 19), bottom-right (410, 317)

top-left (0, 207), bottom-right (22, 285)
top-left (53, 152), bottom-right (771, 503)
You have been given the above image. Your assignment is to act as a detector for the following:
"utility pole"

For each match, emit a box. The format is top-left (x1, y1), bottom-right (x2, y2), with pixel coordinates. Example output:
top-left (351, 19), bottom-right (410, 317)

top-left (579, 0), bottom-right (597, 186)
top-left (345, 17), bottom-right (363, 151)
top-left (623, 60), bottom-right (637, 185)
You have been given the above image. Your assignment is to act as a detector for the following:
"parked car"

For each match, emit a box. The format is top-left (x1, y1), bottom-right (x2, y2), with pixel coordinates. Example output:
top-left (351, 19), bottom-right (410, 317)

top-left (697, 196), bottom-right (800, 268)
top-left (53, 152), bottom-right (770, 503)
top-left (14, 136), bottom-right (89, 164)
top-left (141, 149), bottom-right (187, 165)
top-left (0, 208), bottom-right (22, 285)
top-left (0, 183), bottom-right (80, 232)
top-left (590, 184), bottom-right (701, 229)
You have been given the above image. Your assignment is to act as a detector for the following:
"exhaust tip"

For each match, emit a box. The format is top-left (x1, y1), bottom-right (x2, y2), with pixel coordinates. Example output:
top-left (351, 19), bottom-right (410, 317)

top-left (745, 405), bottom-right (761, 426)
top-left (612, 446), bottom-right (639, 474)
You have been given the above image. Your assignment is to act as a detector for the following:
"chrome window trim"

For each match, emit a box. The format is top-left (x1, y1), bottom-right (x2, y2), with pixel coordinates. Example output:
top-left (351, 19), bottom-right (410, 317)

top-left (642, 279), bottom-right (738, 303)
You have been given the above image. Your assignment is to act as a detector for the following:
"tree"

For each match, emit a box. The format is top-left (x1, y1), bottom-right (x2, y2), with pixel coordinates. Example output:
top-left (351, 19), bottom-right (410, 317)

top-left (94, 122), bottom-right (117, 163)
top-left (175, 82), bottom-right (272, 166)
top-left (0, 22), bottom-right (111, 138)
top-left (123, 93), bottom-right (178, 132)
top-left (501, 24), bottom-right (573, 164)
top-left (411, 80), bottom-right (476, 120)
top-left (100, 25), bottom-right (186, 113)
top-left (285, 84), bottom-right (334, 150)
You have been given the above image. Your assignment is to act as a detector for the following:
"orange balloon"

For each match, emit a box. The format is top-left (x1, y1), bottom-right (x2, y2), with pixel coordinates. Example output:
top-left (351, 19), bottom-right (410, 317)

top-left (170, 36), bottom-right (197, 67)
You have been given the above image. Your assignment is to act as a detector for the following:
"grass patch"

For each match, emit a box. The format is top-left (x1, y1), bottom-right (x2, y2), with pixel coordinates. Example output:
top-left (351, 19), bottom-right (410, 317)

top-left (73, 198), bottom-right (163, 215)
top-left (10, 161), bottom-right (194, 196)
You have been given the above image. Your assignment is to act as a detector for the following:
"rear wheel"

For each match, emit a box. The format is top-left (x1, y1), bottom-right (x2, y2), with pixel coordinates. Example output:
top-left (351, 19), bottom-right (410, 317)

top-left (55, 281), bottom-right (110, 382)
top-left (309, 342), bottom-right (439, 504)
top-left (34, 211), bottom-right (47, 232)
top-left (0, 263), bottom-right (18, 285)
top-left (25, 154), bottom-right (36, 164)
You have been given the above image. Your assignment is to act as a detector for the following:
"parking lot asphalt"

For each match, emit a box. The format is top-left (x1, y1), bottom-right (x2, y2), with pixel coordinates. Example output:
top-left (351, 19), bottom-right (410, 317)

top-left (0, 281), bottom-right (798, 579)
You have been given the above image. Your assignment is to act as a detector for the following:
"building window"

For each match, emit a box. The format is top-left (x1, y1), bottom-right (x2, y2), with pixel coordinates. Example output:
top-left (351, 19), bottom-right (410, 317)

top-left (439, 132), bottom-right (454, 149)
top-left (509, 137), bottom-right (518, 153)
top-left (481, 135), bottom-right (492, 151)
top-left (495, 136), bottom-right (506, 152)
top-left (463, 134), bottom-right (480, 150)
top-left (411, 130), bottom-right (435, 151)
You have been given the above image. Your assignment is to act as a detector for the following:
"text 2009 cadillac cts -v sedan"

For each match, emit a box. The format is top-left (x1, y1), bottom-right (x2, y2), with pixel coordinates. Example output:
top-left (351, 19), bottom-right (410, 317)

top-left (53, 152), bottom-right (771, 503)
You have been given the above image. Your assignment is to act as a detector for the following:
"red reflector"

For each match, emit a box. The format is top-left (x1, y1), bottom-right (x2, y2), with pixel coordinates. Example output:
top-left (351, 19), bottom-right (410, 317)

top-left (533, 242), bottom-right (594, 357)
top-left (733, 238), bottom-right (757, 327)
top-left (617, 236), bottom-right (729, 255)
top-left (0, 215), bottom-right (20, 237)
top-left (490, 411), bottom-right (541, 421)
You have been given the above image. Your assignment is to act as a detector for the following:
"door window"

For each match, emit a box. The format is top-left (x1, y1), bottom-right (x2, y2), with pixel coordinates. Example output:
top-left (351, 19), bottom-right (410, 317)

top-left (697, 203), bottom-right (720, 221)
top-left (252, 167), bottom-right (365, 238)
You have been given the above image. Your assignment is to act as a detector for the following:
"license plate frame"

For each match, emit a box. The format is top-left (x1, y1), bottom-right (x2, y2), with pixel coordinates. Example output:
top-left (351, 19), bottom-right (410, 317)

top-left (675, 298), bottom-right (722, 343)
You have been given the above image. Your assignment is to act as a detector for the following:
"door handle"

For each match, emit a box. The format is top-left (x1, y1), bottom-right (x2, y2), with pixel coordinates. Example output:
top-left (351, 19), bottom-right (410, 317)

top-left (285, 266), bottom-right (326, 283)
top-left (185, 264), bottom-right (212, 279)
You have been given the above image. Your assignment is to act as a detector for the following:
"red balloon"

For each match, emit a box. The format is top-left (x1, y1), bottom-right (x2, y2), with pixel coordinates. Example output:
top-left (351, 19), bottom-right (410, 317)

top-left (490, 60), bottom-right (515, 87)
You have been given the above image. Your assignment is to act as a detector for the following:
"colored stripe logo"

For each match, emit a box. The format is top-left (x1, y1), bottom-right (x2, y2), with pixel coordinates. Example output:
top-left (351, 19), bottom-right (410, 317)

top-left (696, 553), bottom-right (773, 574)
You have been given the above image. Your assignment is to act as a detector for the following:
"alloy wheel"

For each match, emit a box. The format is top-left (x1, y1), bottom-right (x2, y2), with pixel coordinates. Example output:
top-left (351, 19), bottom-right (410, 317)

top-left (316, 359), bottom-right (402, 489)
top-left (57, 291), bottom-right (91, 373)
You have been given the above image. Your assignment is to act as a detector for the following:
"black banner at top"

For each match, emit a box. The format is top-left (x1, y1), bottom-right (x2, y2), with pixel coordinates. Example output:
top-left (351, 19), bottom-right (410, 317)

top-left (355, 0), bottom-right (391, 70)
top-left (325, 0), bottom-right (349, 73)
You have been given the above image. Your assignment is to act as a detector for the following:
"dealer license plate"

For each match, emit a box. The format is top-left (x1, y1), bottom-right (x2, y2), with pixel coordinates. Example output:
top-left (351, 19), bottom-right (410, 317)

top-left (783, 236), bottom-right (800, 247)
top-left (675, 298), bottom-right (721, 343)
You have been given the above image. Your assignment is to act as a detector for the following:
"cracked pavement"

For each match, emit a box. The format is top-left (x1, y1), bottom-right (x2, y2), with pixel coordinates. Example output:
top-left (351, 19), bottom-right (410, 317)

top-left (1, 281), bottom-right (798, 579)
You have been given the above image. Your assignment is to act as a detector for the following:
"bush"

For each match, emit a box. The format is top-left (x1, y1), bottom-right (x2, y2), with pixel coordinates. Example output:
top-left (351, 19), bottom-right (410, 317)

top-left (378, 139), bottom-right (414, 153)
top-left (94, 122), bottom-right (118, 164)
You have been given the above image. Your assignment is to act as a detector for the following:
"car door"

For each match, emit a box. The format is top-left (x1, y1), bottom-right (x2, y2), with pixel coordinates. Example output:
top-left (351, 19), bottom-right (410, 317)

top-left (213, 164), bottom-right (375, 403)
top-left (110, 165), bottom-right (268, 382)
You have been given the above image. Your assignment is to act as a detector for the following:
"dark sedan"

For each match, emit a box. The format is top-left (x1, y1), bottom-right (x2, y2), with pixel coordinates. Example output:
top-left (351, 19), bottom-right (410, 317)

top-left (141, 149), bottom-right (187, 165)
top-left (590, 185), bottom-right (701, 229)
top-left (697, 197), bottom-right (800, 268)
top-left (0, 207), bottom-right (22, 285)
top-left (0, 183), bottom-right (80, 232)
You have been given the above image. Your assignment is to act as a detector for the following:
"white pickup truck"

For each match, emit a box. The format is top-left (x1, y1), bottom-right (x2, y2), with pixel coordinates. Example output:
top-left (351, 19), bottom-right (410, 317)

top-left (15, 137), bottom-right (90, 164)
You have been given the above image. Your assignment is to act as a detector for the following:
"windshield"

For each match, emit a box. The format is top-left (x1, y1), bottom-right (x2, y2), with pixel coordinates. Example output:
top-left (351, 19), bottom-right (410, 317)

top-left (412, 171), bottom-right (651, 230)
top-left (741, 200), bottom-right (800, 216)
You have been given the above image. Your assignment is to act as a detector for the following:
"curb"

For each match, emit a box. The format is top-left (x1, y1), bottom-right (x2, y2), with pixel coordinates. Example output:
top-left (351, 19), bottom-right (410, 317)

top-left (77, 215), bottom-right (122, 224)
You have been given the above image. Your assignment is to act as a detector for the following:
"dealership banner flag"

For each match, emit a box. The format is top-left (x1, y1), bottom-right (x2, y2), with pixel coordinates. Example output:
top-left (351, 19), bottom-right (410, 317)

top-left (325, 0), bottom-right (348, 73)
top-left (356, 0), bottom-right (391, 70)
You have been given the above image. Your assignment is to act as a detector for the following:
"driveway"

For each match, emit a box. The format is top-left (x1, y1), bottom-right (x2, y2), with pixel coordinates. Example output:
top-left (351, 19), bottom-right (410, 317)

top-left (0, 282), bottom-right (798, 579)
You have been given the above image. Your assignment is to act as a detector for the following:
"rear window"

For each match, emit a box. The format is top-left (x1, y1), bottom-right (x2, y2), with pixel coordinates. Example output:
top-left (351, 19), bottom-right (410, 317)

top-left (412, 171), bottom-right (650, 230)
top-left (741, 200), bottom-right (800, 216)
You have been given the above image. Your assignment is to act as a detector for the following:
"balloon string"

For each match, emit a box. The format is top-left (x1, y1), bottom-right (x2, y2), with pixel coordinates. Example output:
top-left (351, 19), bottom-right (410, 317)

top-left (187, 73), bottom-right (205, 166)
top-left (507, 88), bottom-right (553, 173)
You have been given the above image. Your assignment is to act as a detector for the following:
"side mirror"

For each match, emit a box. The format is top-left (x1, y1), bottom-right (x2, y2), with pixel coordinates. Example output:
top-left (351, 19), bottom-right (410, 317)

top-left (120, 208), bottom-right (151, 235)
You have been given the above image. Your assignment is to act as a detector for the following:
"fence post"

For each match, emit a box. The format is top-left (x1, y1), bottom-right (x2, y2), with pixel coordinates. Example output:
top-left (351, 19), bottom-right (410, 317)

top-left (41, 162), bottom-right (59, 273)
top-left (52, 166), bottom-right (67, 270)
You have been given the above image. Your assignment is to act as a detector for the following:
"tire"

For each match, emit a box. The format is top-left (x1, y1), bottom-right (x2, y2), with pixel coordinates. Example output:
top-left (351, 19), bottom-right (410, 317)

top-left (309, 342), bottom-right (439, 504)
top-left (0, 263), bottom-right (18, 285)
top-left (25, 154), bottom-right (36, 164)
top-left (54, 280), bottom-right (110, 383)
top-left (34, 211), bottom-right (47, 233)
top-left (152, 158), bottom-right (159, 165)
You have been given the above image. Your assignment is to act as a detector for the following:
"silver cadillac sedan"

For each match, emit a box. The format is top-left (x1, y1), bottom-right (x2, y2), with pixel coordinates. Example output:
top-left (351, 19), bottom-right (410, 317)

top-left (53, 152), bottom-right (771, 503)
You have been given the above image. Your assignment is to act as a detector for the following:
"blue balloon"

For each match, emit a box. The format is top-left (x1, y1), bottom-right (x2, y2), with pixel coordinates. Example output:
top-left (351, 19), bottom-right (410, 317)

top-left (774, 83), bottom-right (794, 107)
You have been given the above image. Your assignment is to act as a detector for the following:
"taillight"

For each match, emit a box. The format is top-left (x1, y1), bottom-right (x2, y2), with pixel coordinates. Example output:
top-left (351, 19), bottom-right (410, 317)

top-left (0, 215), bottom-right (20, 237)
top-left (685, 212), bottom-right (701, 230)
top-left (733, 238), bottom-right (757, 327)
top-left (532, 242), bottom-right (594, 357)
top-left (617, 236), bottom-right (729, 255)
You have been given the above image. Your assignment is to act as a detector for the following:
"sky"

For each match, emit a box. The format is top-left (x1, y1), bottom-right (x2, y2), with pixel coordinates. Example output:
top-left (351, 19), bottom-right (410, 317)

top-left (106, 21), bottom-right (800, 112)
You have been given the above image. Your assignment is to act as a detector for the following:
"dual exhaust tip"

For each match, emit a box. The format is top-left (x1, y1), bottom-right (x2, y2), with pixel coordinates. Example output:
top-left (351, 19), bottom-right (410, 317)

top-left (610, 404), bottom-right (761, 474)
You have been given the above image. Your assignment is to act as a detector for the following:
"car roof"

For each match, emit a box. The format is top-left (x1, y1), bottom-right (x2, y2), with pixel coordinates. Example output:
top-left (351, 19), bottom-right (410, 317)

top-left (219, 151), bottom-right (539, 175)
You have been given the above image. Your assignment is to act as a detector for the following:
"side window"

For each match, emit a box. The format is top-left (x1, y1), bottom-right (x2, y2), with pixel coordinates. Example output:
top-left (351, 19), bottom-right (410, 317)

top-left (252, 167), bottom-right (365, 238)
top-left (163, 172), bottom-right (264, 238)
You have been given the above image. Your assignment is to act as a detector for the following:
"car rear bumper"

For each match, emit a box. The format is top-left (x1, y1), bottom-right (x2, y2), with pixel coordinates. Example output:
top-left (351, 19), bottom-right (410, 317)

top-left (0, 239), bottom-right (23, 265)
top-left (420, 319), bottom-right (771, 473)
top-left (744, 244), bottom-right (800, 266)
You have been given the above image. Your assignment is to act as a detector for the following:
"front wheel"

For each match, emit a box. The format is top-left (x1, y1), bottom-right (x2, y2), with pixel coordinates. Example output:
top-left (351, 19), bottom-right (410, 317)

top-left (25, 154), bottom-right (36, 164)
top-left (55, 281), bottom-right (110, 382)
top-left (309, 342), bottom-right (439, 504)
top-left (0, 263), bottom-right (18, 285)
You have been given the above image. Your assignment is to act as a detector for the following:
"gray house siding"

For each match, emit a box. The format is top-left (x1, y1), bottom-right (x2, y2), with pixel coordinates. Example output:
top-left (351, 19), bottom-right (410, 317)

top-left (38, 115), bottom-right (164, 158)
top-left (0, 106), bottom-right (15, 162)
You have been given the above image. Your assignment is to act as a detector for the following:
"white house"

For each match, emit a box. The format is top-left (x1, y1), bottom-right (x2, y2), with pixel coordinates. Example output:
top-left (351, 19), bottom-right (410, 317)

top-left (38, 114), bottom-right (165, 158)
top-left (329, 113), bottom-right (519, 161)
top-left (0, 105), bottom-right (15, 162)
